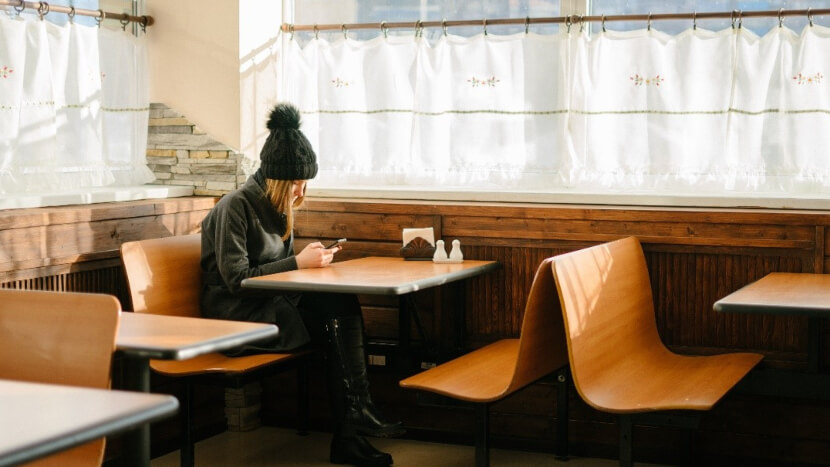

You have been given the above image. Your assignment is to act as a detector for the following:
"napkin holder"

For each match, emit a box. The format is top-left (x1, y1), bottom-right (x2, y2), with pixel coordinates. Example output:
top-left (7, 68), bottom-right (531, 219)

top-left (400, 237), bottom-right (435, 261)
top-left (400, 227), bottom-right (436, 261)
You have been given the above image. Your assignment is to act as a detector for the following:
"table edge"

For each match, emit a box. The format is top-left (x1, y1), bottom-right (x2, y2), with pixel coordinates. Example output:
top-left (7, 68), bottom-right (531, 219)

top-left (0, 389), bottom-right (178, 465)
top-left (714, 300), bottom-right (830, 317)
top-left (117, 325), bottom-right (279, 360)
top-left (242, 260), bottom-right (500, 296)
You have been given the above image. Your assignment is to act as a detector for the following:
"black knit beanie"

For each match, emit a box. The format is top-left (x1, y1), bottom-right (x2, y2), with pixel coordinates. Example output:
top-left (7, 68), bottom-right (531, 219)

top-left (259, 103), bottom-right (318, 180)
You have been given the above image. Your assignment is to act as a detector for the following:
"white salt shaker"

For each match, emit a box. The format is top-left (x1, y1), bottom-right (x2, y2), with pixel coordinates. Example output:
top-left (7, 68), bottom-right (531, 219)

top-left (449, 239), bottom-right (463, 261)
top-left (433, 239), bottom-right (448, 262)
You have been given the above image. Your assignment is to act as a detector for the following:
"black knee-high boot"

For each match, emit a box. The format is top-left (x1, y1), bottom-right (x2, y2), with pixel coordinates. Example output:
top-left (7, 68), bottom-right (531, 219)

top-left (327, 316), bottom-right (397, 466)
top-left (329, 433), bottom-right (392, 467)
top-left (327, 315), bottom-right (405, 438)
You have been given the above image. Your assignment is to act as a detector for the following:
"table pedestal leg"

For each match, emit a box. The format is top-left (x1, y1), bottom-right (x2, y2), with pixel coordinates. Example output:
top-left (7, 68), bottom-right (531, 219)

top-left (120, 357), bottom-right (151, 467)
top-left (808, 317), bottom-right (821, 373)
top-left (397, 282), bottom-right (470, 370)
top-left (398, 296), bottom-right (411, 371)
top-left (453, 282), bottom-right (466, 356)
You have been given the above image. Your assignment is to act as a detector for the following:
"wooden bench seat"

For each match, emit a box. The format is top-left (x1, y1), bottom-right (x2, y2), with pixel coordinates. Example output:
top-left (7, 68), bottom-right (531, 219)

top-left (402, 339), bottom-right (520, 402)
top-left (149, 352), bottom-right (301, 377)
top-left (551, 236), bottom-right (763, 466)
top-left (120, 234), bottom-right (312, 467)
top-left (400, 257), bottom-right (570, 467)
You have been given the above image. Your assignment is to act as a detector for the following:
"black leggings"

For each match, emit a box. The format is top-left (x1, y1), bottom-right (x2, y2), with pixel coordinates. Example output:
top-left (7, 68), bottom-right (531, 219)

top-left (298, 292), bottom-right (363, 348)
top-left (222, 292), bottom-right (362, 357)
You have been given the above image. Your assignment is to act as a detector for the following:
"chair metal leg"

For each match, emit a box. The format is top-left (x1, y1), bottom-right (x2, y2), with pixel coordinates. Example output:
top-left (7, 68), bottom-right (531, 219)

top-left (619, 414), bottom-right (632, 467)
top-left (555, 367), bottom-right (569, 460)
top-left (475, 403), bottom-right (490, 467)
top-left (180, 381), bottom-right (194, 467)
top-left (297, 361), bottom-right (309, 436)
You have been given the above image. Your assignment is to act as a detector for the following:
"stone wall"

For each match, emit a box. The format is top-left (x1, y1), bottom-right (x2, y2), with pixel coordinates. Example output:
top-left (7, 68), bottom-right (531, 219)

top-left (146, 103), bottom-right (255, 196)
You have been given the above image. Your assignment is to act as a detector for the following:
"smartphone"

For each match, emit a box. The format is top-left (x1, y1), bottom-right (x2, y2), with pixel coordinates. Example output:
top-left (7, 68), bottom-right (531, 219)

top-left (325, 238), bottom-right (347, 249)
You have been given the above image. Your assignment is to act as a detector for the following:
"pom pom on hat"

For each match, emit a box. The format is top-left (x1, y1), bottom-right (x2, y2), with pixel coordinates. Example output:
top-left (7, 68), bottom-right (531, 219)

top-left (267, 104), bottom-right (301, 131)
top-left (259, 103), bottom-right (318, 180)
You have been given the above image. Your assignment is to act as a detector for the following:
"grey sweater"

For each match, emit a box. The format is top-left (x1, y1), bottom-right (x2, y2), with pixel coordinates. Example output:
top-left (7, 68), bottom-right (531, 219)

top-left (200, 171), bottom-right (310, 351)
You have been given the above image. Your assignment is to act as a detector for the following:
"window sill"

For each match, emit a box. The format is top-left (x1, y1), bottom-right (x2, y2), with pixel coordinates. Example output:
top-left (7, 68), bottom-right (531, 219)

top-left (307, 186), bottom-right (830, 211)
top-left (0, 185), bottom-right (195, 211)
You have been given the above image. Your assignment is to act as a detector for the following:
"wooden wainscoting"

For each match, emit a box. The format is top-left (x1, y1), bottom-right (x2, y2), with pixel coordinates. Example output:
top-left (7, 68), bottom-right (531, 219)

top-left (296, 199), bottom-right (825, 362)
top-left (284, 198), bottom-right (830, 466)
top-left (0, 196), bottom-right (214, 292)
top-left (3, 195), bottom-right (830, 465)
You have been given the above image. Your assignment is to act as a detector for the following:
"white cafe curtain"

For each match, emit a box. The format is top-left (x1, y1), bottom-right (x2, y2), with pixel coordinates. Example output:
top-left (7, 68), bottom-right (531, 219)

top-left (281, 23), bottom-right (830, 195)
top-left (0, 14), bottom-right (153, 194)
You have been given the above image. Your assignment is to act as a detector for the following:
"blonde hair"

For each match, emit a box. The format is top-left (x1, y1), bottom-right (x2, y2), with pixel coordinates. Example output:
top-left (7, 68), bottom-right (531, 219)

top-left (264, 178), bottom-right (306, 240)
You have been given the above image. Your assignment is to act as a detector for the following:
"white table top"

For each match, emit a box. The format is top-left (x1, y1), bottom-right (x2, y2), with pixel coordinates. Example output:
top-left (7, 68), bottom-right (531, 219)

top-left (0, 379), bottom-right (178, 466)
top-left (115, 312), bottom-right (280, 360)
top-left (242, 256), bottom-right (500, 295)
top-left (714, 272), bottom-right (830, 317)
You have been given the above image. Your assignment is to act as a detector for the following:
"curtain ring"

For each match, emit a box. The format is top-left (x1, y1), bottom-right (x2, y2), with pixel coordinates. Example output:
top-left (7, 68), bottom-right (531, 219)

top-left (602, 15), bottom-right (607, 33)
top-left (483, 18), bottom-right (487, 36)
top-left (778, 8), bottom-right (784, 28)
top-left (442, 18), bottom-right (448, 37)
top-left (95, 9), bottom-right (103, 27)
top-left (120, 15), bottom-right (129, 31)
top-left (808, 8), bottom-right (814, 27)
top-left (736, 10), bottom-right (742, 29)
top-left (37, 2), bottom-right (49, 21)
top-left (525, 16), bottom-right (530, 34)
top-left (140, 15), bottom-right (147, 33)
top-left (380, 21), bottom-right (388, 39)
top-left (288, 24), bottom-right (295, 41)
top-left (13, 0), bottom-right (25, 15)
top-left (313, 24), bottom-right (319, 40)
top-left (341, 24), bottom-right (348, 40)
top-left (67, 6), bottom-right (75, 23)
top-left (647, 13), bottom-right (652, 31)
top-left (731, 9), bottom-right (737, 29)
top-left (579, 16), bottom-right (585, 33)
top-left (565, 15), bottom-right (572, 34)
top-left (692, 11), bottom-right (697, 30)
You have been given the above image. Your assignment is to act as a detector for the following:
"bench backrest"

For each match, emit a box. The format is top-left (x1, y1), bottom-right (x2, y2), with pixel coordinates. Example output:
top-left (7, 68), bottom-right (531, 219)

top-left (551, 236), bottom-right (669, 402)
top-left (508, 257), bottom-right (570, 393)
top-left (121, 234), bottom-right (202, 317)
top-left (0, 288), bottom-right (121, 465)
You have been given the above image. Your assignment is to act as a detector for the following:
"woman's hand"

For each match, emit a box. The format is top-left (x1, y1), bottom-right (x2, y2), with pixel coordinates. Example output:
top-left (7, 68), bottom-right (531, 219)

top-left (295, 241), bottom-right (341, 269)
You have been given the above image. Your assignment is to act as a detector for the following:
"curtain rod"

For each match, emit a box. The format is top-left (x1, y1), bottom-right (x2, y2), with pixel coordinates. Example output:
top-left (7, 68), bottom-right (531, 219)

top-left (282, 8), bottom-right (829, 34)
top-left (0, 0), bottom-right (153, 27)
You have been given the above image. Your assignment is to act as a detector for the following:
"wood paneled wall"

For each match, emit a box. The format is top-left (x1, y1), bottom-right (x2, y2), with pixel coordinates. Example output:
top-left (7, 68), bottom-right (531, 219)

top-left (3, 195), bottom-right (830, 465)
top-left (297, 199), bottom-right (826, 364)
top-left (291, 198), bottom-right (830, 466)
top-left (0, 197), bottom-right (213, 287)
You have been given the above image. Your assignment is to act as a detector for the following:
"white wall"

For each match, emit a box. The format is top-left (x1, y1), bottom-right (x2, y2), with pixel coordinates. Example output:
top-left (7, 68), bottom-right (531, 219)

top-left (145, 0), bottom-right (242, 151)
top-left (145, 0), bottom-right (283, 160)
top-left (238, 1), bottom-right (284, 162)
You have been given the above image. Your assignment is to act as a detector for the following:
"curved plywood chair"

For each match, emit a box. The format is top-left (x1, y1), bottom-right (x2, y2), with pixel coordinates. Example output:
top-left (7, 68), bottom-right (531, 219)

top-left (551, 236), bottom-right (763, 466)
top-left (120, 234), bottom-right (312, 467)
top-left (400, 257), bottom-right (570, 467)
top-left (0, 289), bottom-right (121, 467)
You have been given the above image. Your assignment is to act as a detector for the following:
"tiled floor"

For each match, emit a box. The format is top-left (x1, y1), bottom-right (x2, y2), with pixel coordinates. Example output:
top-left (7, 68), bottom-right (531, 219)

top-left (152, 426), bottom-right (670, 467)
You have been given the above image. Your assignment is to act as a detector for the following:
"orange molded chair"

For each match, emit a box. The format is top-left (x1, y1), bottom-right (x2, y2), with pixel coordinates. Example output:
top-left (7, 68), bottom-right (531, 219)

top-left (120, 234), bottom-right (312, 467)
top-left (551, 236), bottom-right (763, 467)
top-left (0, 289), bottom-right (121, 467)
top-left (400, 257), bottom-right (570, 467)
